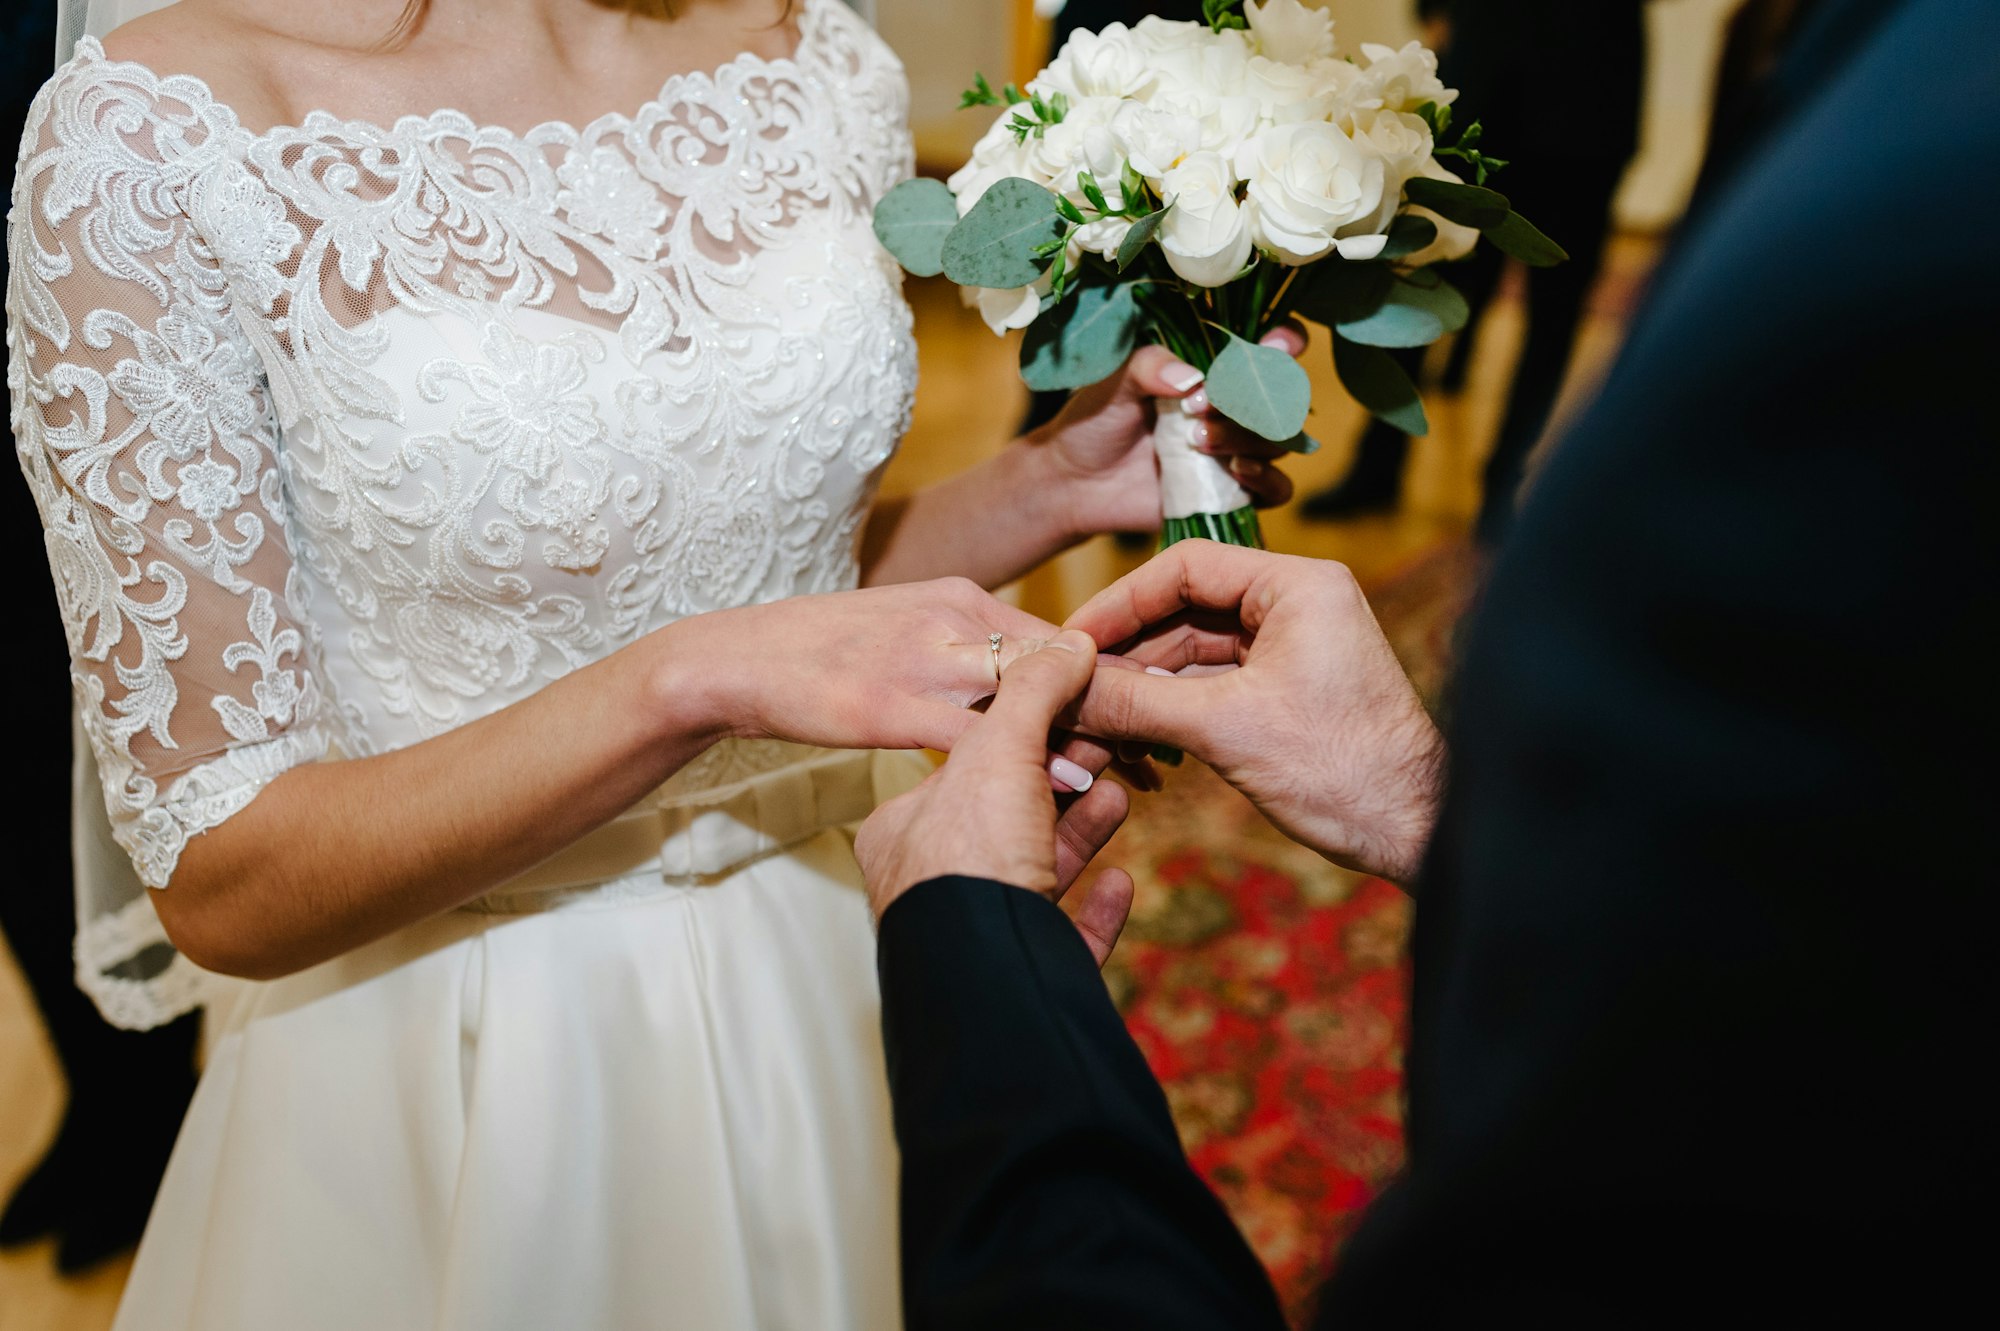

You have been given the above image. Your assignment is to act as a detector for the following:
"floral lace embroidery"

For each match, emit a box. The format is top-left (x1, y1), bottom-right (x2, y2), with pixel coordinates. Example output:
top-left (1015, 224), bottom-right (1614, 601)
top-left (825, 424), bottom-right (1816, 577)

top-left (6, 0), bottom-right (918, 1027)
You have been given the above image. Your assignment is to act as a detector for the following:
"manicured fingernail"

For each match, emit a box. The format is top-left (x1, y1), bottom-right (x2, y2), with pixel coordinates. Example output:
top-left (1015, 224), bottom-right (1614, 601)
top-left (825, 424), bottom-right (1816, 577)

top-left (1162, 362), bottom-right (1204, 393)
top-left (1227, 457), bottom-right (1262, 480)
top-left (1190, 420), bottom-right (1215, 451)
top-left (1048, 756), bottom-right (1094, 792)
top-left (1145, 666), bottom-right (1175, 677)
top-left (1185, 386), bottom-right (1209, 413)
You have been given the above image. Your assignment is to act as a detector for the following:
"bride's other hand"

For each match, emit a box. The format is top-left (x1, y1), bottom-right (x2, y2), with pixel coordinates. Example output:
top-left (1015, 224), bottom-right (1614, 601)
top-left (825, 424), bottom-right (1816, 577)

top-left (675, 577), bottom-right (1068, 755)
top-left (1035, 326), bottom-right (1308, 538)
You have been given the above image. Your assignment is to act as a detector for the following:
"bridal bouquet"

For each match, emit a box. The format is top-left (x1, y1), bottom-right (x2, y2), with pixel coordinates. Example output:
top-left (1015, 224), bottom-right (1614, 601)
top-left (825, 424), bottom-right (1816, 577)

top-left (873, 0), bottom-right (1563, 549)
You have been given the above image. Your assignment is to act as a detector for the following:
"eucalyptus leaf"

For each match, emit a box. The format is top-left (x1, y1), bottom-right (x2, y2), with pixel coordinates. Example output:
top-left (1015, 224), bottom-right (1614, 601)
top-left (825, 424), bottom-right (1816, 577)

top-left (1392, 275), bottom-right (1471, 334)
top-left (1379, 214), bottom-right (1438, 261)
top-left (1020, 281), bottom-right (1142, 391)
top-left (1280, 431), bottom-right (1322, 455)
top-left (1485, 211), bottom-right (1569, 267)
top-left (1290, 262), bottom-right (1394, 328)
top-left (1117, 205), bottom-right (1171, 273)
top-left (1206, 331), bottom-right (1312, 442)
top-left (941, 177), bottom-right (1065, 290)
top-left (1334, 336), bottom-right (1428, 436)
top-left (1335, 288), bottom-right (1445, 348)
top-left (871, 178), bottom-right (958, 279)
top-left (1403, 176), bottom-right (1510, 230)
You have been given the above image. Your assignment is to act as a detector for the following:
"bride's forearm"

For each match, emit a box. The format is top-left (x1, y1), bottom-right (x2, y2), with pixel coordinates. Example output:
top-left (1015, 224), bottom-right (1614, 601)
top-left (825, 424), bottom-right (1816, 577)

top-left (861, 438), bottom-right (1083, 589)
top-left (157, 619), bottom-right (731, 980)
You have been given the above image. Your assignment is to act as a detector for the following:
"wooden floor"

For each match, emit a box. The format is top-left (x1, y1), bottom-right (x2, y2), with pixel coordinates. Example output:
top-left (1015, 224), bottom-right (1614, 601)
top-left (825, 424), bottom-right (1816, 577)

top-left (0, 236), bottom-right (1655, 1329)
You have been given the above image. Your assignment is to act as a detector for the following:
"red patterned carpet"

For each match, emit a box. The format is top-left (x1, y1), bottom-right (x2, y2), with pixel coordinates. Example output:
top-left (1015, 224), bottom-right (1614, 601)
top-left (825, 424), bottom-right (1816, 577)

top-left (1097, 538), bottom-right (1478, 1325)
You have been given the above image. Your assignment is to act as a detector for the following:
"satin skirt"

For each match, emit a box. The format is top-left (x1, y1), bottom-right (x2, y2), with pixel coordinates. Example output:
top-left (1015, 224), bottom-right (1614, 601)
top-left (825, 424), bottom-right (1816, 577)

top-left (112, 752), bottom-right (922, 1331)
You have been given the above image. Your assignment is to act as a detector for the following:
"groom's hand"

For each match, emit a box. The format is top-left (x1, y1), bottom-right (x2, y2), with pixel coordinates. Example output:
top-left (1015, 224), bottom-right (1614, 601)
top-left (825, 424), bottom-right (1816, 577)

top-left (856, 631), bottom-right (1136, 966)
top-left (1067, 541), bottom-right (1446, 886)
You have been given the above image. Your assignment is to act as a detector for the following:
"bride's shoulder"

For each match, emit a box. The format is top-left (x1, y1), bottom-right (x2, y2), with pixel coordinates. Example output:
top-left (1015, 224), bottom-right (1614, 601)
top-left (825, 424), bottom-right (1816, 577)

top-left (89, 0), bottom-right (390, 133)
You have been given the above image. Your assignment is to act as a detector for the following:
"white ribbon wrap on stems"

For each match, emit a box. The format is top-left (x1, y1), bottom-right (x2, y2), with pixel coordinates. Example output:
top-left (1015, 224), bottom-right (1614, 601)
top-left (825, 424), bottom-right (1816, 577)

top-left (1153, 395), bottom-right (1252, 520)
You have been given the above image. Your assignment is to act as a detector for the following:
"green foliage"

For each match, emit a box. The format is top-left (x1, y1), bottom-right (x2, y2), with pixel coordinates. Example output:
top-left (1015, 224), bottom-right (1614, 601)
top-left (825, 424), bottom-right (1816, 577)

top-left (1161, 504), bottom-right (1264, 550)
top-left (1205, 330), bottom-right (1313, 442)
top-left (1290, 261), bottom-right (1395, 328)
top-left (1417, 101), bottom-right (1508, 185)
top-left (1006, 89), bottom-right (1072, 144)
top-left (1202, 0), bottom-right (1249, 32)
top-left (1116, 205), bottom-right (1172, 273)
top-left (1394, 275), bottom-right (1470, 333)
top-left (1484, 211), bottom-right (1569, 267)
top-left (1020, 281), bottom-right (1143, 391)
top-left (1334, 336), bottom-right (1428, 436)
top-left (1379, 214), bottom-right (1438, 261)
top-left (1403, 177), bottom-right (1511, 229)
top-left (940, 177), bottom-right (1066, 289)
top-left (959, 72), bottom-right (1027, 109)
top-left (1333, 272), bottom-right (1471, 346)
top-left (871, 178), bottom-right (958, 278)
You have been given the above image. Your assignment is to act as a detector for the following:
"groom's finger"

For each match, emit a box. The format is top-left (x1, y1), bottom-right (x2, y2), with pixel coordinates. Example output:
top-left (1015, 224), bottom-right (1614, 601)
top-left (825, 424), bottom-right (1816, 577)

top-left (1070, 662), bottom-right (1215, 751)
top-left (963, 631), bottom-right (1100, 764)
top-left (1052, 780), bottom-right (1130, 897)
top-left (1065, 540), bottom-right (1292, 648)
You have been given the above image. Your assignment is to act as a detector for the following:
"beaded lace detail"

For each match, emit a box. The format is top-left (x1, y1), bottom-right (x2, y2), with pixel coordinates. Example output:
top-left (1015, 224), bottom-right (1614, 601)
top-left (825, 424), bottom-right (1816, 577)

top-left (6, 0), bottom-right (917, 1026)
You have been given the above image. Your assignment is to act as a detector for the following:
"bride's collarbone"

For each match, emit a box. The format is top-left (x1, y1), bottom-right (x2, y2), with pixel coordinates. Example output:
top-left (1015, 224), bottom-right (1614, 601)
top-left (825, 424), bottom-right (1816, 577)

top-left (97, 0), bottom-right (807, 137)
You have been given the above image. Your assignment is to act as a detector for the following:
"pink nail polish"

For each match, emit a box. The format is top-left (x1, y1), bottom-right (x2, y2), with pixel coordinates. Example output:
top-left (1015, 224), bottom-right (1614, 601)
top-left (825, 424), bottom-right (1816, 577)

top-left (1145, 666), bottom-right (1175, 677)
top-left (1048, 756), bottom-right (1094, 792)
top-left (1162, 363), bottom-right (1204, 394)
top-left (1185, 387), bottom-right (1209, 414)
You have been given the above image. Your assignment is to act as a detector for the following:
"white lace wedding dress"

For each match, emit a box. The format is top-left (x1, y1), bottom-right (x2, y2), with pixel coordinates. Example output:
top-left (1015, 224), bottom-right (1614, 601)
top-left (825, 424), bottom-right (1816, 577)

top-left (6, 1), bottom-right (925, 1325)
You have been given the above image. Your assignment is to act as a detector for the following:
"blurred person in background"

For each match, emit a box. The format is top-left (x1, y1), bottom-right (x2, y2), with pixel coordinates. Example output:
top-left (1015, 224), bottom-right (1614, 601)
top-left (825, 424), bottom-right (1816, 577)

top-left (1300, 0), bottom-right (1648, 545)
top-left (0, 0), bottom-right (198, 1276)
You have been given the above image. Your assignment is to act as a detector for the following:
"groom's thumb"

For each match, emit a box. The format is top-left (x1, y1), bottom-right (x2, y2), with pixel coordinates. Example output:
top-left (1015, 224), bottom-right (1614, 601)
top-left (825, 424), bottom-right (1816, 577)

top-left (983, 630), bottom-right (1099, 742)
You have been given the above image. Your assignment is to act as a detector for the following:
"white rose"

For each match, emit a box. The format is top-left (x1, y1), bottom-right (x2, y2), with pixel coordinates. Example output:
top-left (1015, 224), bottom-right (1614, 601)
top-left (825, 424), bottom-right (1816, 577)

top-left (970, 276), bottom-right (1048, 336)
top-left (1148, 23), bottom-right (1251, 102)
top-left (1343, 108), bottom-right (1434, 236)
top-left (1396, 158), bottom-right (1481, 267)
top-left (1151, 84), bottom-right (1262, 156)
top-left (948, 111), bottom-right (1045, 213)
top-left (1357, 40), bottom-right (1458, 115)
top-left (1237, 121), bottom-right (1388, 265)
top-left (1159, 151), bottom-right (1254, 287)
top-left (1246, 0), bottom-right (1336, 65)
top-left (1027, 96), bottom-right (1127, 205)
top-left (1111, 101), bottom-right (1202, 183)
top-left (1131, 15), bottom-right (1209, 53)
top-left (1036, 23), bottom-right (1156, 101)
top-left (1244, 55), bottom-right (1341, 125)
top-left (1073, 214), bottom-right (1135, 262)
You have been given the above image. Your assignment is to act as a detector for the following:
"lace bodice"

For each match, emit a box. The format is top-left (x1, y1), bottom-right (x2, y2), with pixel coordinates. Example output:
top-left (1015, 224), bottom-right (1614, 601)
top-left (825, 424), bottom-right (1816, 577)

top-left (7, 0), bottom-right (918, 1026)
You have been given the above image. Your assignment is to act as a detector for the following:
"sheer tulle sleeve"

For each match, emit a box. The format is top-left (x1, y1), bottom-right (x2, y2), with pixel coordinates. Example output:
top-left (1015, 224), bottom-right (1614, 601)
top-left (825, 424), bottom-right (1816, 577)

top-left (7, 60), bottom-right (329, 1026)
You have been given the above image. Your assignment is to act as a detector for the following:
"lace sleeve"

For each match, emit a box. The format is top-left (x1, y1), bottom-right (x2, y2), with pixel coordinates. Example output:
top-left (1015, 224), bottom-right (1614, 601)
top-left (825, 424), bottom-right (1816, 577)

top-left (7, 59), bottom-right (329, 1025)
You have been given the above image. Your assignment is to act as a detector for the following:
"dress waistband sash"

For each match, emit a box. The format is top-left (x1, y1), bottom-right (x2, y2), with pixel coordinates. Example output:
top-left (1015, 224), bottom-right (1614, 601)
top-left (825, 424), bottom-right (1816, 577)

top-left (460, 748), bottom-right (929, 914)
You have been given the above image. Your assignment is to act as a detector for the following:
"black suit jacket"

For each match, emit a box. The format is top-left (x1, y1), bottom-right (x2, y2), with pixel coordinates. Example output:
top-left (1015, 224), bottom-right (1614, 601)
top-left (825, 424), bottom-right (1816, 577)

top-left (879, 0), bottom-right (1998, 1324)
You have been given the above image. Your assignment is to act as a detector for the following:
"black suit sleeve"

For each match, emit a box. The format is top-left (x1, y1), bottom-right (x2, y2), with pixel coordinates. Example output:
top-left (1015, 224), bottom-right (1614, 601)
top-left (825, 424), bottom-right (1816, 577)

top-left (878, 876), bottom-right (1287, 1331)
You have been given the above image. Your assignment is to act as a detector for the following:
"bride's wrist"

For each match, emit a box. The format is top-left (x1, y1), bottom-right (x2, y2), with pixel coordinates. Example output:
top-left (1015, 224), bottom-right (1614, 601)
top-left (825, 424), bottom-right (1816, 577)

top-left (638, 614), bottom-right (754, 749)
top-left (1008, 432), bottom-right (1100, 547)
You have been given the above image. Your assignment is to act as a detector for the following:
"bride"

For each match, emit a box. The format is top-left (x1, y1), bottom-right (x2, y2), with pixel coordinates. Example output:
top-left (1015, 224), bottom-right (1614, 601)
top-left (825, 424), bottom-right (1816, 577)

top-left (7, 0), bottom-right (1294, 1325)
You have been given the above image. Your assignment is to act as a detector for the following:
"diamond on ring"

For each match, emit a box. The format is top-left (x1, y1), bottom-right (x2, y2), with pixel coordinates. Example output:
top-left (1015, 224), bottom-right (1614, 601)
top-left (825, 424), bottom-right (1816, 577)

top-left (989, 632), bottom-right (1004, 680)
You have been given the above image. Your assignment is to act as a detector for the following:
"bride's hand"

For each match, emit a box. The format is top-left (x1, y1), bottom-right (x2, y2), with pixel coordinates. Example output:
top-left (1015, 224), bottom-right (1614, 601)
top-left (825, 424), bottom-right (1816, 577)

top-left (673, 578), bottom-right (1077, 756)
top-left (1031, 327), bottom-right (1309, 538)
